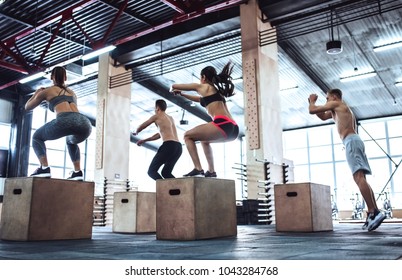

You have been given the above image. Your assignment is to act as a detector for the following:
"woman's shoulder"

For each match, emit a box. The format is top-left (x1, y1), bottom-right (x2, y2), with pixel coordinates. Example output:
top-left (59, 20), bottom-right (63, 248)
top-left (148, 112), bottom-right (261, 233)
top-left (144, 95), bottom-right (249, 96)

top-left (54, 85), bottom-right (75, 95)
top-left (199, 84), bottom-right (216, 96)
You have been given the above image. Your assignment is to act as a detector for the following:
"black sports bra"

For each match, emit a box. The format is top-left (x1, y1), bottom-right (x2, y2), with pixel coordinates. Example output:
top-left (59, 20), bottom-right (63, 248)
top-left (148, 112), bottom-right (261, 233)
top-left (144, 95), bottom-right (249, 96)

top-left (200, 92), bottom-right (225, 107)
top-left (48, 87), bottom-right (77, 112)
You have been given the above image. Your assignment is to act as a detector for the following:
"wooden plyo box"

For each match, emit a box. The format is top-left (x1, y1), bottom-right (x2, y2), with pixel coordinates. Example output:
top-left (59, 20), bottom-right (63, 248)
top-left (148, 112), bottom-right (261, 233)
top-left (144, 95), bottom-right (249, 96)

top-left (0, 177), bottom-right (94, 241)
top-left (112, 191), bottom-right (156, 233)
top-left (274, 182), bottom-right (333, 232)
top-left (156, 177), bottom-right (237, 240)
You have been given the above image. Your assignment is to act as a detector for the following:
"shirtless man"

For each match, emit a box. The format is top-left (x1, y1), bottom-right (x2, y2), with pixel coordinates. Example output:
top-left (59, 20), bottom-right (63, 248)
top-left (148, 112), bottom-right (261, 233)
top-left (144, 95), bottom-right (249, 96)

top-left (308, 88), bottom-right (385, 231)
top-left (134, 99), bottom-right (182, 180)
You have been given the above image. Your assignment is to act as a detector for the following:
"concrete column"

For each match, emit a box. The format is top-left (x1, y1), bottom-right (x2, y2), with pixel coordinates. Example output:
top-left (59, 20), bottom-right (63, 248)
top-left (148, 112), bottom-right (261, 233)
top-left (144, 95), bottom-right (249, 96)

top-left (94, 54), bottom-right (131, 194)
top-left (240, 0), bottom-right (284, 199)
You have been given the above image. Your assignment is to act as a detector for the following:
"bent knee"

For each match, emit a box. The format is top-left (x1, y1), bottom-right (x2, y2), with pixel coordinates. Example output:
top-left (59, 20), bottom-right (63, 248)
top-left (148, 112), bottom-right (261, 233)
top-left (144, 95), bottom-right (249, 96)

top-left (183, 131), bottom-right (194, 141)
top-left (353, 170), bottom-right (366, 182)
top-left (201, 141), bottom-right (210, 146)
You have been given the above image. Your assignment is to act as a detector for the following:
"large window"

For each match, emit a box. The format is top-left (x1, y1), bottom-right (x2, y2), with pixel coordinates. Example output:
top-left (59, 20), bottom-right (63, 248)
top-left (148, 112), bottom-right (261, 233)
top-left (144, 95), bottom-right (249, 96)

top-left (0, 122), bottom-right (11, 149)
top-left (283, 116), bottom-right (402, 210)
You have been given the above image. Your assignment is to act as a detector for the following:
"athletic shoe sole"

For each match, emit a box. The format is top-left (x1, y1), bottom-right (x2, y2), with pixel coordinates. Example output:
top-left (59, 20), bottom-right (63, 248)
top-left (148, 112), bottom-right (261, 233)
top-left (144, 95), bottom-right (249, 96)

top-left (367, 213), bottom-right (386, 232)
top-left (31, 174), bottom-right (51, 178)
top-left (67, 177), bottom-right (84, 181)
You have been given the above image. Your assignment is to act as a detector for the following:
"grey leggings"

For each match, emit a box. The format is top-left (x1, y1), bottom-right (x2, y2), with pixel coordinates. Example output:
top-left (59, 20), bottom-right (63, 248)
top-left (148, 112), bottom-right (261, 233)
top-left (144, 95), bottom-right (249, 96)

top-left (32, 112), bottom-right (92, 163)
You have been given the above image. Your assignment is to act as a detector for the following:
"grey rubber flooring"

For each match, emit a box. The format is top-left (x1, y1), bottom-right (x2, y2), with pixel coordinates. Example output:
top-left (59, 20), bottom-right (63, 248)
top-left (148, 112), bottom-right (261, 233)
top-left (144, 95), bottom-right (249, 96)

top-left (0, 222), bottom-right (401, 260)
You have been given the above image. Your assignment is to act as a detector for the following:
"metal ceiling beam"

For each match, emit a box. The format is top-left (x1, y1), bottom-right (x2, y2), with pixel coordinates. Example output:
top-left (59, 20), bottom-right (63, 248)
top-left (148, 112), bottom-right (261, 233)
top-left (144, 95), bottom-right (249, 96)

top-left (0, 80), bottom-right (20, 91)
top-left (3, 0), bottom-right (97, 44)
top-left (0, 0), bottom-right (127, 90)
top-left (0, 0), bottom-right (97, 76)
top-left (0, 9), bottom-right (88, 53)
top-left (0, 40), bottom-right (32, 72)
top-left (0, 0), bottom-right (246, 91)
top-left (115, 0), bottom-right (247, 45)
top-left (99, 0), bottom-right (155, 26)
top-left (99, 0), bottom-right (129, 46)
top-left (278, 41), bottom-right (329, 93)
top-left (258, 0), bottom-right (344, 24)
top-left (159, 0), bottom-right (188, 14)
top-left (0, 60), bottom-right (28, 74)
top-left (36, 17), bottom-right (65, 66)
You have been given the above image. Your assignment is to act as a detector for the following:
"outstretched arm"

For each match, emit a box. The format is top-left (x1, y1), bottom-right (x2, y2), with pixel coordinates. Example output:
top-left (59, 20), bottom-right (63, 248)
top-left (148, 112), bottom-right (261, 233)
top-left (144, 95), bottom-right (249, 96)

top-left (134, 115), bottom-right (157, 135)
top-left (137, 133), bottom-right (161, 146)
top-left (170, 83), bottom-right (202, 102)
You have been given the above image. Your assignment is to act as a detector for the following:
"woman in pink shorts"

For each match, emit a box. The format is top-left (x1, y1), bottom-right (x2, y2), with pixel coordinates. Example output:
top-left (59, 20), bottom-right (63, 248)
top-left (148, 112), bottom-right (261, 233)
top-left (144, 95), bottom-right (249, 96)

top-left (170, 62), bottom-right (239, 178)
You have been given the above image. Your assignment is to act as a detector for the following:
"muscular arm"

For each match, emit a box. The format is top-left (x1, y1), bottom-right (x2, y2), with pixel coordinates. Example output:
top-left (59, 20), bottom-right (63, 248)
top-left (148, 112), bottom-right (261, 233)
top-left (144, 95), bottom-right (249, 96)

top-left (308, 94), bottom-right (336, 121)
top-left (137, 133), bottom-right (161, 146)
top-left (135, 115), bottom-right (157, 134)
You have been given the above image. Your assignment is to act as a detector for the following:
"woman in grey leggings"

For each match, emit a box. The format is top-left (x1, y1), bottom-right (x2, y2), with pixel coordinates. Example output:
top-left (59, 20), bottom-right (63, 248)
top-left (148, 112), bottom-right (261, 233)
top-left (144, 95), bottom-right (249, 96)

top-left (25, 66), bottom-right (92, 180)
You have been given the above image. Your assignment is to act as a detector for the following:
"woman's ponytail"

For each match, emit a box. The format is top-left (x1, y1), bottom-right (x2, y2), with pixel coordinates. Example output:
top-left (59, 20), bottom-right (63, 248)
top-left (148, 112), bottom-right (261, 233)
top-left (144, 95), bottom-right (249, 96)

top-left (212, 62), bottom-right (235, 97)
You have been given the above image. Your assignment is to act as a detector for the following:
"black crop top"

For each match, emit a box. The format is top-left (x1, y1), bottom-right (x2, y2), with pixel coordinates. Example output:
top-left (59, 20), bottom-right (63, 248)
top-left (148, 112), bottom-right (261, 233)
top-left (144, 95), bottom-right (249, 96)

top-left (48, 87), bottom-right (77, 112)
top-left (200, 92), bottom-right (225, 107)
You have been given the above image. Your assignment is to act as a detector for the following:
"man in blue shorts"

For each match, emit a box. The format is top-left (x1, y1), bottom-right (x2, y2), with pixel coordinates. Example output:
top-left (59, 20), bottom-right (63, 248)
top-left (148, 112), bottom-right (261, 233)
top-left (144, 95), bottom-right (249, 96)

top-left (308, 88), bottom-right (385, 231)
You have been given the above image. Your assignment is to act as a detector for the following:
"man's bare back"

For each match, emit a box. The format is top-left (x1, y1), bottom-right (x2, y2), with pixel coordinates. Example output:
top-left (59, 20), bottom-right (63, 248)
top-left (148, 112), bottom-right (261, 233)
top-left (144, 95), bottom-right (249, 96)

top-left (154, 112), bottom-right (179, 142)
top-left (134, 99), bottom-right (180, 145)
top-left (134, 99), bottom-right (183, 180)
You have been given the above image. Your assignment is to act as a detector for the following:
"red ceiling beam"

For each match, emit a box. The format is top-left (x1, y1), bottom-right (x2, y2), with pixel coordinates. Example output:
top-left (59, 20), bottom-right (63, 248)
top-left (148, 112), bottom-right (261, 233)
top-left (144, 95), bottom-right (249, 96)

top-left (0, 0), bottom-right (98, 76)
top-left (3, 0), bottom-right (97, 44)
top-left (159, 0), bottom-right (188, 14)
top-left (36, 16), bottom-right (65, 66)
top-left (100, 0), bottom-right (129, 46)
top-left (0, 61), bottom-right (28, 74)
top-left (0, 0), bottom-right (246, 91)
top-left (115, 0), bottom-right (247, 45)
top-left (71, 15), bottom-right (96, 47)
top-left (0, 40), bottom-right (31, 72)
top-left (0, 80), bottom-right (20, 91)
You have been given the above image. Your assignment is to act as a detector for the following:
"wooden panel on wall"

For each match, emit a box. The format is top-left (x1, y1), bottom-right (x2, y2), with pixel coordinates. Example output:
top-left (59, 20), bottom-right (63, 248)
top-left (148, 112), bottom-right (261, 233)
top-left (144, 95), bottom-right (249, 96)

top-left (244, 59), bottom-right (259, 150)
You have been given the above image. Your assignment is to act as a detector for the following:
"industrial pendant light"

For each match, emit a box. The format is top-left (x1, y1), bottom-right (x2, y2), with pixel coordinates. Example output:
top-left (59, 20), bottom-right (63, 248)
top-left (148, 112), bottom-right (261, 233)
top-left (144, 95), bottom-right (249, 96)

top-left (326, 9), bottom-right (342, 54)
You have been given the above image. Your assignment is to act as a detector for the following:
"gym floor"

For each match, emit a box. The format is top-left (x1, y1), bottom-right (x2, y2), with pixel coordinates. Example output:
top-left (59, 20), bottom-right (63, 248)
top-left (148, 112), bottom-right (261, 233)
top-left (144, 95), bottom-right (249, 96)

top-left (0, 221), bottom-right (401, 260)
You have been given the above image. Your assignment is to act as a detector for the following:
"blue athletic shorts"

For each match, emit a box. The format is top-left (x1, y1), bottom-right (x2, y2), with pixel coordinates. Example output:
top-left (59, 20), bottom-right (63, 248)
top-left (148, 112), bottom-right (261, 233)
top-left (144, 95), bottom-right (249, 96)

top-left (342, 134), bottom-right (372, 175)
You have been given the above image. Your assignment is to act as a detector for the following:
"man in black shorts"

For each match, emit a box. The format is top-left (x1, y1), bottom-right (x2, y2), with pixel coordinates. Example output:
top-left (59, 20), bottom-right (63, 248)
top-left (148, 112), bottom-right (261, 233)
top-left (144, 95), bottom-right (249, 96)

top-left (134, 99), bottom-right (182, 180)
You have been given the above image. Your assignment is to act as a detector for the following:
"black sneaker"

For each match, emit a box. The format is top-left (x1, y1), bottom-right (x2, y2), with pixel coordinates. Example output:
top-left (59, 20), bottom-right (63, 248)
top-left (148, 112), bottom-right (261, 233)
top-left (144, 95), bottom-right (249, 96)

top-left (183, 168), bottom-right (204, 177)
top-left (366, 210), bottom-right (386, 232)
top-left (204, 171), bottom-right (217, 178)
top-left (30, 166), bottom-right (51, 178)
top-left (67, 170), bottom-right (84, 181)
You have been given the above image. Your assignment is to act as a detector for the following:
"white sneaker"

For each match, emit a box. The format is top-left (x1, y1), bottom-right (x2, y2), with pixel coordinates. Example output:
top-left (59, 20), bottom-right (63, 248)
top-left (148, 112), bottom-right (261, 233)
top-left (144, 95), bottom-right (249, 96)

top-left (366, 210), bottom-right (386, 232)
top-left (67, 170), bottom-right (84, 181)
